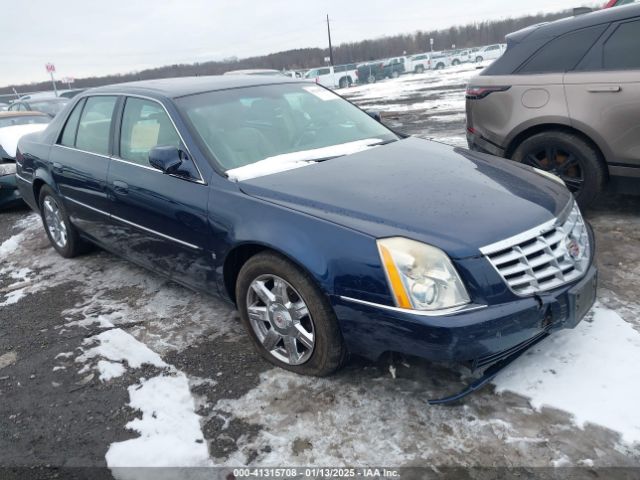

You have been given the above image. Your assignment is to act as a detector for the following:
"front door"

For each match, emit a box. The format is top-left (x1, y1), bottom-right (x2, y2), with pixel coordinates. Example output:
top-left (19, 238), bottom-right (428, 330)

top-left (107, 96), bottom-right (216, 292)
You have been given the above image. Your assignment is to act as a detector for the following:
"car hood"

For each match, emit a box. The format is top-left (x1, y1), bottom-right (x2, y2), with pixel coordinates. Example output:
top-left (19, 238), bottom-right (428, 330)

top-left (238, 137), bottom-right (572, 258)
top-left (0, 124), bottom-right (48, 159)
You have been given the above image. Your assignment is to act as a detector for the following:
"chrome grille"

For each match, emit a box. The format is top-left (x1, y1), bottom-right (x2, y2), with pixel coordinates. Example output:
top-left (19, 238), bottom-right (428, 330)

top-left (480, 201), bottom-right (590, 296)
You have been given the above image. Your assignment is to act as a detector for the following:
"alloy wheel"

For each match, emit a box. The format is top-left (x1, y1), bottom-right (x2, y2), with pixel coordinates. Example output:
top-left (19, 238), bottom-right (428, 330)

top-left (246, 274), bottom-right (315, 365)
top-left (43, 196), bottom-right (68, 249)
top-left (521, 145), bottom-right (585, 194)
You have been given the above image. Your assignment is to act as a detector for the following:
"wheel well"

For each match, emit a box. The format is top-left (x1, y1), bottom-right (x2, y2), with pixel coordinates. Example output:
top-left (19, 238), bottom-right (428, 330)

top-left (505, 124), bottom-right (609, 176)
top-left (32, 179), bottom-right (46, 210)
top-left (222, 244), bottom-right (269, 305)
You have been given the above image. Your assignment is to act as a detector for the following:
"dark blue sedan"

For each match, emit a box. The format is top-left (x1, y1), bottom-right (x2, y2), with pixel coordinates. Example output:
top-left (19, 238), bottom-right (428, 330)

top-left (15, 76), bottom-right (596, 385)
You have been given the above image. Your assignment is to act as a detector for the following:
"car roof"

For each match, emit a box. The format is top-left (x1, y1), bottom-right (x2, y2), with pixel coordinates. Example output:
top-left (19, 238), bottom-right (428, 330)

top-left (508, 3), bottom-right (640, 43)
top-left (0, 111), bottom-right (49, 118)
top-left (86, 75), bottom-right (300, 99)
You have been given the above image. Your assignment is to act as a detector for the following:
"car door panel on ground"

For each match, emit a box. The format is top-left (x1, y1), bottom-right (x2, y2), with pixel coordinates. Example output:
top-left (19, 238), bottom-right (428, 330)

top-left (107, 96), bottom-right (216, 292)
top-left (564, 18), bottom-right (640, 177)
top-left (50, 95), bottom-right (117, 241)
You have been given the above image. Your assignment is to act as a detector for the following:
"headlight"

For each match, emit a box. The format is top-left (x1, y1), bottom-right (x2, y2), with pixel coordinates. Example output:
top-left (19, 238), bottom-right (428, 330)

top-left (377, 237), bottom-right (470, 311)
top-left (533, 167), bottom-right (565, 186)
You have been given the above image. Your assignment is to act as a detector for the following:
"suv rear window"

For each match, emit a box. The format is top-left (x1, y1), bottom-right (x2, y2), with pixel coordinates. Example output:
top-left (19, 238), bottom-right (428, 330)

top-left (518, 25), bottom-right (606, 74)
top-left (603, 20), bottom-right (640, 70)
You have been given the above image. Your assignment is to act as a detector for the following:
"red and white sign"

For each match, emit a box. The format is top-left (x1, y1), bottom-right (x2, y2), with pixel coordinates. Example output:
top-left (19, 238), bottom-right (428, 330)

top-left (45, 63), bottom-right (56, 73)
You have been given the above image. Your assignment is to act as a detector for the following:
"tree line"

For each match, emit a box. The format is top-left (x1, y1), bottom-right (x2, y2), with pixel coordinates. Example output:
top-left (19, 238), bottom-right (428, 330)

top-left (1, 9), bottom-right (571, 96)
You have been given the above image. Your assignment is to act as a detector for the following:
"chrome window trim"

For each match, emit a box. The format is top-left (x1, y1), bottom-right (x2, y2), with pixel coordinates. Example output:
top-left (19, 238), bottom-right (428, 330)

top-left (64, 196), bottom-right (202, 251)
top-left (339, 296), bottom-right (487, 317)
top-left (54, 92), bottom-right (207, 185)
top-left (55, 144), bottom-right (111, 160)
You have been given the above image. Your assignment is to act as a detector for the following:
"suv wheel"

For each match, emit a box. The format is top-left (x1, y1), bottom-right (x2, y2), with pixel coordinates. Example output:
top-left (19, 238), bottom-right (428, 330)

top-left (391, 71), bottom-right (399, 79)
top-left (415, 65), bottom-right (425, 74)
top-left (236, 252), bottom-right (346, 376)
top-left (367, 75), bottom-right (376, 84)
top-left (338, 77), bottom-right (348, 89)
top-left (452, 59), bottom-right (460, 66)
top-left (435, 63), bottom-right (445, 70)
top-left (475, 56), bottom-right (483, 63)
top-left (511, 131), bottom-right (606, 208)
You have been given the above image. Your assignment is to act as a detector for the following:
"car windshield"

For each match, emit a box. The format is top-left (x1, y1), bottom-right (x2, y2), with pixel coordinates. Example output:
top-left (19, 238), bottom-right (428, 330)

top-left (0, 115), bottom-right (49, 128)
top-left (29, 99), bottom-right (69, 116)
top-left (177, 83), bottom-right (398, 180)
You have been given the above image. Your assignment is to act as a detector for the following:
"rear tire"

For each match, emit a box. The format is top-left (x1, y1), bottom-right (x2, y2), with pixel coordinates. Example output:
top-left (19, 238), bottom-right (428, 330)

top-left (338, 77), bottom-right (348, 89)
top-left (452, 59), bottom-right (460, 66)
top-left (236, 251), bottom-right (347, 377)
top-left (436, 63), bottom-right (445, 70)
top-left (475, 56), bottom-right (483, 63)
top-left (415, 65), bottom-right (425, 74)
top-left (39, 185), bottom-right (87, 258)
top-left (511, 131), bottom-right (606, 209)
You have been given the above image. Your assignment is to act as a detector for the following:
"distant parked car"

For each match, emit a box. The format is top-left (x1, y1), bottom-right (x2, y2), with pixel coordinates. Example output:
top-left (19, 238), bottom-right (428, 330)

top-left (304, 64), bottom-right (357, 89)
top-left (449, 49), bottom-right (472, 65)
top-left (59, 89), bottom-right (86, 99)
top-left (381, 57), bottom-right (406, 78)
top-left (356, 61), bottom-right (385, 84)
top-left (223, 69), bottom-right (286, 76)
top-left (0, 112), bottom-right (50, 161)
top-left (430, 52), bottom-right (451, 70)
top-left (466, 4), bottom-right (640, 207)
top-left (474, 44), bottom-right (507, 63)
top-left (8, 98), bottom-right (69, 118)
top-left (405, 54), bottom-right (431, 73)
top-left (0, 102), bottom-right (8, 111)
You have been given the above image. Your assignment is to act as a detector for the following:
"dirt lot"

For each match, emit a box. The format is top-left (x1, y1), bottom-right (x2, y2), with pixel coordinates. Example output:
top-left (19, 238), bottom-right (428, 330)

top-left (1, 65), bottom-right (639, 477)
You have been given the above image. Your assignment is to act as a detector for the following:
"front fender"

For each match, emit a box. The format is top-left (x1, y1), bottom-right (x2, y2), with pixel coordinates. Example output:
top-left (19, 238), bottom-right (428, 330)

top-left (209, 185), bottom-right (393, 306)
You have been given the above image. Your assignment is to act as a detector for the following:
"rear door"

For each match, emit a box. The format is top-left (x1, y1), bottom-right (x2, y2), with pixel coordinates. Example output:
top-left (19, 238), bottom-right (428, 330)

top-left (107, 95), bottom-right (215, 291)
top-left (50, 95), bottom-right (118, 241)
top-left (564, 18), bottom-right (640, 173)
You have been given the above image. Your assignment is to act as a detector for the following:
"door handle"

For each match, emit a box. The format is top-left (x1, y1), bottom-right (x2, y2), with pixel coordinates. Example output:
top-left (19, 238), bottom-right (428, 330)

top-left (587, 85), bottom-right (621, 93)
top-left (112, 180), bottom-right (129, 194)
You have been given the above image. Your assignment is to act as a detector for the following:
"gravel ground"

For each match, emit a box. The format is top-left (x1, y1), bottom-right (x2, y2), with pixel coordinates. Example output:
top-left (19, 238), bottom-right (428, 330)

top-left (1, 65), bottom-right (639, 477)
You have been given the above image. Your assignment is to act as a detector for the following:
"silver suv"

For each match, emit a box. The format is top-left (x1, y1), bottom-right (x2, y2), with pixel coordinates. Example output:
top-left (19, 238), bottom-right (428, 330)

top-left (466, 4), bottom-right (640, 207)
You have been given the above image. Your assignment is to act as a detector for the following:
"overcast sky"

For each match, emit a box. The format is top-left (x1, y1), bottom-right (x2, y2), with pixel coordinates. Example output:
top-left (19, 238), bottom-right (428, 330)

top-left (1, 0), bottom-right (595, 87)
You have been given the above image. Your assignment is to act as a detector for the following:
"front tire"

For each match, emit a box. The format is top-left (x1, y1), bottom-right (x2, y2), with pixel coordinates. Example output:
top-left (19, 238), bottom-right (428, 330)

top-left (475, 56), bottom-right (483, 63)
top-left (511, 131), bottom-right (606, 208)
top-left (367, 75), bottom-right (376, 84)
top-left (236, 252), bottom-right (346, 376)
top-left (391, 71), bottom-right (399, 79)
top-left (39, 185), bottom-right (86, 258)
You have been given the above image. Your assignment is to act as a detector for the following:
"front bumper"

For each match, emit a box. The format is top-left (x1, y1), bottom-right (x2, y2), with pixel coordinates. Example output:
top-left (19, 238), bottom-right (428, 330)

top-left (333, 265), bottom-right (597, 368)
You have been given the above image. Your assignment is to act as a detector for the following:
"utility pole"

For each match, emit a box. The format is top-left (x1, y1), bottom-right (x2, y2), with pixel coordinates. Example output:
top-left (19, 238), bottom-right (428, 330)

top-left (326, 14), bottom-right (334, 66)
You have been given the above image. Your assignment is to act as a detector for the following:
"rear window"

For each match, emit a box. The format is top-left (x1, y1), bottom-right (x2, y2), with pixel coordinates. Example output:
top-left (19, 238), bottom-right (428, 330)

top-left (603, 20), bottom-right (640, 70)
top-left (518, 25), bottom-right (607, 74)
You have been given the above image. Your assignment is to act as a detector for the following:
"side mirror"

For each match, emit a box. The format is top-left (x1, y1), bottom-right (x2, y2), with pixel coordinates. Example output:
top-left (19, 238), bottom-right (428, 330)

top-left (149, 145), bottom-right (184, 174)
top-left (366, 111), bottom-right (382, 123)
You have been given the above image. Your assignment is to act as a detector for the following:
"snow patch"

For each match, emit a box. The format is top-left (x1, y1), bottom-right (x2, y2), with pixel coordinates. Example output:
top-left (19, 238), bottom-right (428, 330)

top-left (494, 303), bottom-right (640, 444)
top-left (106, 373), bottom-right (212, 468)
top-left (97, 360), bottom-right (126, 381)
top-left (226, 138), bottom-right (382, 181)
top-left (77, 328), bottom-right (167, 370)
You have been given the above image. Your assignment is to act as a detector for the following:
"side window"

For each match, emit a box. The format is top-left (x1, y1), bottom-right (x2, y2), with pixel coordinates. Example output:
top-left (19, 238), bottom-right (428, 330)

top-left (518, 25), bottom-right (607, 74)
top-left (75, 96), bottom-right (117, 155)
top-left (318, 68), bottom-right (331, 75)
top-left (59, 98), bottom-right (85, 147)
top-left (120, 97), bottom-right (181, 166)
top-left (603, 20), bottom-right (640, 70)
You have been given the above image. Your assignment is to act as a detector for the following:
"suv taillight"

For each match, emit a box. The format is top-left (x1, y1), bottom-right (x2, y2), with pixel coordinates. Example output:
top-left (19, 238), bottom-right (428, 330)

top-left (465, 85), bottom-right (511, 100)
